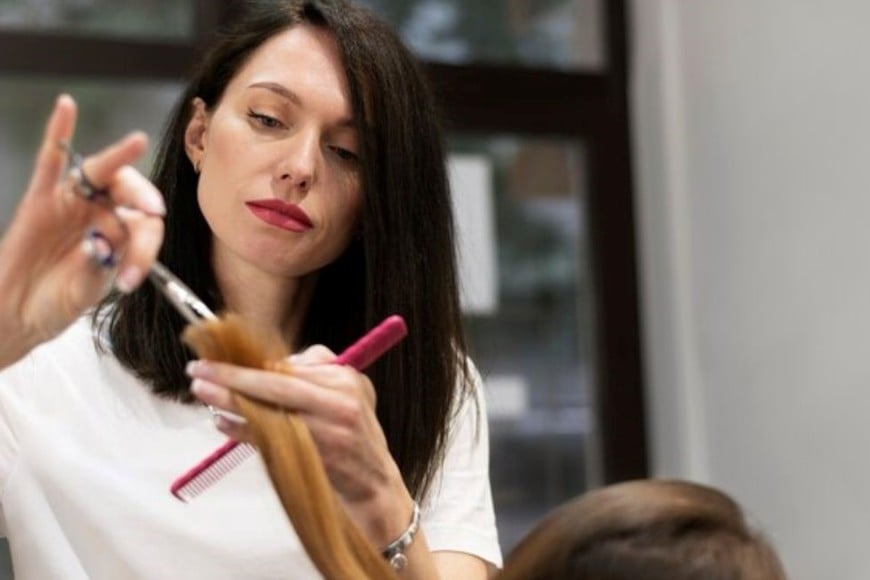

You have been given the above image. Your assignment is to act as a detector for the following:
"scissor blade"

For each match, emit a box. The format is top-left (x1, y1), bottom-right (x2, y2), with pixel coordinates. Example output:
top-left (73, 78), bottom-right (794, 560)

top-left (148, 262), bottom-right (217, 324)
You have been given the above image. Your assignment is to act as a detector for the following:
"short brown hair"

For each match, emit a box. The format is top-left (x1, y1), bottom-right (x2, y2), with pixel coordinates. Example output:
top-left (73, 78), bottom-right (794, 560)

top-left (500, 479), bottom-right (787, 580)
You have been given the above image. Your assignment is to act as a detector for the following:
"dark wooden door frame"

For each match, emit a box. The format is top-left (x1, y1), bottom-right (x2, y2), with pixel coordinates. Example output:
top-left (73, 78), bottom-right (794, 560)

top-left (0, 0), bottom-right (647, 483)
top-left (423, 2), bottom-right (647, 483)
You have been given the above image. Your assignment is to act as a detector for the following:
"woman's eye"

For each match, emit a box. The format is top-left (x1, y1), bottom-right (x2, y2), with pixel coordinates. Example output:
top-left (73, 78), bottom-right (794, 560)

top-left (331, 146), bottom-right (359, 162)
top-left (247, 110), bottom-right (283, 129)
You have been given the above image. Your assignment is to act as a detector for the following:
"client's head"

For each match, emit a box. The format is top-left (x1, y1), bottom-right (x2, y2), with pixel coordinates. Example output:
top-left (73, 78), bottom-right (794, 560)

top-left (500, 479), bottom-right (787, 580)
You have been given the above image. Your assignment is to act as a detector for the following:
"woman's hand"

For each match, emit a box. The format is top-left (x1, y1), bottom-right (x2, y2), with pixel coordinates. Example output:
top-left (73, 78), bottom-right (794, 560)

top-left (0, 95), bottom-right (165, 367)
top-left (188, 346), bottom-right (416, 546)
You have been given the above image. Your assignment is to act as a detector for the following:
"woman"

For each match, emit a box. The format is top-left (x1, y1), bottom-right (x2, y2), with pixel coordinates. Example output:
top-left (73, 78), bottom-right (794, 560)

top-left (0, 1), bottom-right (499, 578)
top-left (499, 480), bottom-right (787, 580)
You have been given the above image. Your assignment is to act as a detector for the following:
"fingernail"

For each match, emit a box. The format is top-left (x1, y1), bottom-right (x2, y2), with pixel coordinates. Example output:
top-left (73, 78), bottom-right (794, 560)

top-left (187, 360), bottom-right (214, 379)
top-left (288, 353), bottom-right (316, 365)
top-left (144, 192), bottom-right (166, 216)
top-left (115, 266), bottom-right (143, 294)
top-left (81, 228), bottom-right (117, 269)
top-left (190, 378), bottom-right (218, 398)
top-left (215, 411), bottom-right (248, 426)
top-left (214, 414), bottom-right (236, 433)
top-left (185, 360), bottom-right (203, 376)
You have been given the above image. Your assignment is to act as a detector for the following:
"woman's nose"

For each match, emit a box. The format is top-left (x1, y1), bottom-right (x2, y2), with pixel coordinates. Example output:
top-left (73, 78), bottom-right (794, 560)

top-left (274, 131), bottom-right (318, 194)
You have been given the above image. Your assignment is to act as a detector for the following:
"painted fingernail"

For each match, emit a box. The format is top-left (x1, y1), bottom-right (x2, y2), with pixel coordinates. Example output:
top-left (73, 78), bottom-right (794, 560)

top-left (215, 411), bottom-right (248, 426)
top-left (185, 360), bottom-right (204, 377)
top-left (190, 378), bottom-right (218, 398)
top-left (287, 353), bottom-right (315, 365)
top-left (115, 266), bottom-right (142, 294)
top-left (214, 415), bottom-right (234, 432)
top-left (143, 192), bottom-right (166, 216)
top-left (186, 360), bottom-right (213, 378)
top-left (81, 228), bottom-right (116, 269)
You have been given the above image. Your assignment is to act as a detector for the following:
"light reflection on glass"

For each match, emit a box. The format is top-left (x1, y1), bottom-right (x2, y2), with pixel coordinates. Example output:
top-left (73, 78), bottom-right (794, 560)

top-left (361, 0), bottom-right (605, 70)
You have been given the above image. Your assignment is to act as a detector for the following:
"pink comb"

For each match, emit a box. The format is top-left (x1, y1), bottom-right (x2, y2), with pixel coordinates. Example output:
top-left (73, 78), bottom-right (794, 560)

top-left (170, 315), bottom-right (408, 501)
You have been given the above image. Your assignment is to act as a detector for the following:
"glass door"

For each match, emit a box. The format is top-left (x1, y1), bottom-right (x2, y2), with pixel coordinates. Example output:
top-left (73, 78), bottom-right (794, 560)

top-left (449, 135), bottom-right (600, 551)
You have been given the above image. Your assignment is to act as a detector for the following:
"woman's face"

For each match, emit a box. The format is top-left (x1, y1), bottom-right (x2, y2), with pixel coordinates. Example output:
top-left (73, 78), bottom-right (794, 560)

top-left (185, 25), bottom-right (362, 279)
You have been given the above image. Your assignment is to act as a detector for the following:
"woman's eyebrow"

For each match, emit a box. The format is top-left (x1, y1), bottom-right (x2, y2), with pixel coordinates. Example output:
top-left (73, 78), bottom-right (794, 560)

top-left (248, 81), bottom-right (301, 105)
top-left (247, 81), bottom-right (356, 128)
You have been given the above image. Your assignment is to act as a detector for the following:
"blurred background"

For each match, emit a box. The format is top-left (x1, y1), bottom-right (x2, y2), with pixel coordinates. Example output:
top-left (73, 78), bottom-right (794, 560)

top-left (0, 1), bottom-right (865, 579)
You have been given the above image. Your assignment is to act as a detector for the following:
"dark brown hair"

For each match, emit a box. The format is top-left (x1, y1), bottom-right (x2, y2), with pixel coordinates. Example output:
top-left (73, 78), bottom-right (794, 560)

top-left (499, 480), bottom-right (788, 580)
top-left (95, 0), bottom-right (469, 500)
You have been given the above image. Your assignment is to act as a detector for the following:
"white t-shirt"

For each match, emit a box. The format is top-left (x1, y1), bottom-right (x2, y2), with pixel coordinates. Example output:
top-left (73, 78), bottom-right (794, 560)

top-left (0, 317), bottom-right (501, 579)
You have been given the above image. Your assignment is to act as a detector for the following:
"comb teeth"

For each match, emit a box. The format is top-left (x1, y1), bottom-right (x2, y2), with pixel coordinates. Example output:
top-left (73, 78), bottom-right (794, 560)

top-left (170, 441), bottom-right (256, 502)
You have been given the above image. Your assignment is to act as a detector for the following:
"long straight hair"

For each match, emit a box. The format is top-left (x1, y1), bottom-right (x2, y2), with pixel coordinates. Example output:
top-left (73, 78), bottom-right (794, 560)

top-left (95, 0), bottom-right (469, 499)
top-left (182, 315), bottom-right (397, 579)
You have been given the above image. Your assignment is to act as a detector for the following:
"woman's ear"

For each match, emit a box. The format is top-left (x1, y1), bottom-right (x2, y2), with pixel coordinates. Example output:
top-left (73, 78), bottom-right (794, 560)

top-left (184, 97), bottom-right (210, 173)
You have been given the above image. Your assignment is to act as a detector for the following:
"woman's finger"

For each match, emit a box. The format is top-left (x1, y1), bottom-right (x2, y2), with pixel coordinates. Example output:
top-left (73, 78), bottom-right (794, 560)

top-left (113, 206), bottom-right (164, 293)
top-left (104, 164), bottom-right (166, 216)
top-left (79, 202), bottom-right (128, 264)
top-left (59, 224), bottom-right (128, 318)
top-left (79, 132), bottom-right (165, 216)
top-left (187, 360), bottom-right (344, 414)
top-left (28, 94), bottom-right (77, 198)
top-left (282, 363), bottom-right (378, 406)
top-left (220, 409), bottom-right (348, 468)
top-left (202, 382), bottom-right (329, 447)
top-left (190, 378), bottom-right (242, 415)
top-left (288, 346), bottom-right (375, 403)
top-left (287, 363), bottom-right (364, 385)
top-left (290, 345), bottom-right (335, 365)
top-left (214, 415), bottom-right (252, 442)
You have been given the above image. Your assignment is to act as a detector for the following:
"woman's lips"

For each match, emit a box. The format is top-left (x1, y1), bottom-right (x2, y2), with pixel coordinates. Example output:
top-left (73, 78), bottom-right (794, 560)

top-left (245, 199), bottom-right (313, 232)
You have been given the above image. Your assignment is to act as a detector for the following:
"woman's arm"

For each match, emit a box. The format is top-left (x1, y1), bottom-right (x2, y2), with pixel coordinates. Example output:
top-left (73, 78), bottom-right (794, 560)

top-left (188, 347), bottom-right (492, 580)
top-left (0, 95), bottom-right (165, 368)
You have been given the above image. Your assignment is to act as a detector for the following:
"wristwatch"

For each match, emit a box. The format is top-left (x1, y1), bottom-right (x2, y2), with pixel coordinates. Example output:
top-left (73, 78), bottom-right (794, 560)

top-left (381, 501), bottom-right (421, 571)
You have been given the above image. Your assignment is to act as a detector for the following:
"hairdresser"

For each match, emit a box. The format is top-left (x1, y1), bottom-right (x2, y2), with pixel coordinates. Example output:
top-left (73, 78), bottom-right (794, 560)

top-left (0, 94), bottom-right (164, 369)
top-left (0, 1), bottom-right (499, 578)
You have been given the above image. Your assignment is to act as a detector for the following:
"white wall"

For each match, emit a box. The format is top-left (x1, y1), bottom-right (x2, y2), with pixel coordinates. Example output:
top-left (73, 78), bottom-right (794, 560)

top-left (632, 2), bottom-right (870, 578)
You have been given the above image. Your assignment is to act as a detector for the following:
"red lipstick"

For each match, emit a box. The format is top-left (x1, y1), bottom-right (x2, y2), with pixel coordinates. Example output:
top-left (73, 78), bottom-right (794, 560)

top-left (245, 199), bottom-right (313, 232)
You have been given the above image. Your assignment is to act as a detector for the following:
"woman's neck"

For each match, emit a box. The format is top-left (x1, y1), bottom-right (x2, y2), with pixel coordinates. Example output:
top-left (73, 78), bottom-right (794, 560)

top-left (211, 252), bottom-right (316, 350)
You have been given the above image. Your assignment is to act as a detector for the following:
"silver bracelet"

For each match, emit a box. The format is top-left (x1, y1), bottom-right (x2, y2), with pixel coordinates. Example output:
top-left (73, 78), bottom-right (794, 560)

top-left (380, 500), bottom-right (421, 571)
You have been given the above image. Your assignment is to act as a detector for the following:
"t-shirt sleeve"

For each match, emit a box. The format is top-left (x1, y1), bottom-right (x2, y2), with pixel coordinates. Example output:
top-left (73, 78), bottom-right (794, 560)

top-left (420, 361), bottom-right (502, 568)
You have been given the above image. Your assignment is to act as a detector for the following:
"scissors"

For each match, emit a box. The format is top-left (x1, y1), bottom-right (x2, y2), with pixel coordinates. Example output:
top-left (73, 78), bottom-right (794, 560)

top-left (60, 141), bottom-right (217, 325)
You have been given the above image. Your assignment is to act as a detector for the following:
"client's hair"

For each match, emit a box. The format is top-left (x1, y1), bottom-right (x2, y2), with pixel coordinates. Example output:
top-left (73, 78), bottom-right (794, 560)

top-left (499, 479), bottom-right (787, 580)
top-left (183, 316), bottom-right (396, 579)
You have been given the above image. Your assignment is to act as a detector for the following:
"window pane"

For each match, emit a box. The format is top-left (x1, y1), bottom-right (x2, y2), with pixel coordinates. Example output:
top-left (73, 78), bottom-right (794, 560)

top-left (362, 0), bottom-right (605, 71)
top-left (0, 0), bottom-right (195, 40)
top-left (449, 136), bottom-right (598, 552)
top-left (0, 77), bottom-right (182, 230)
